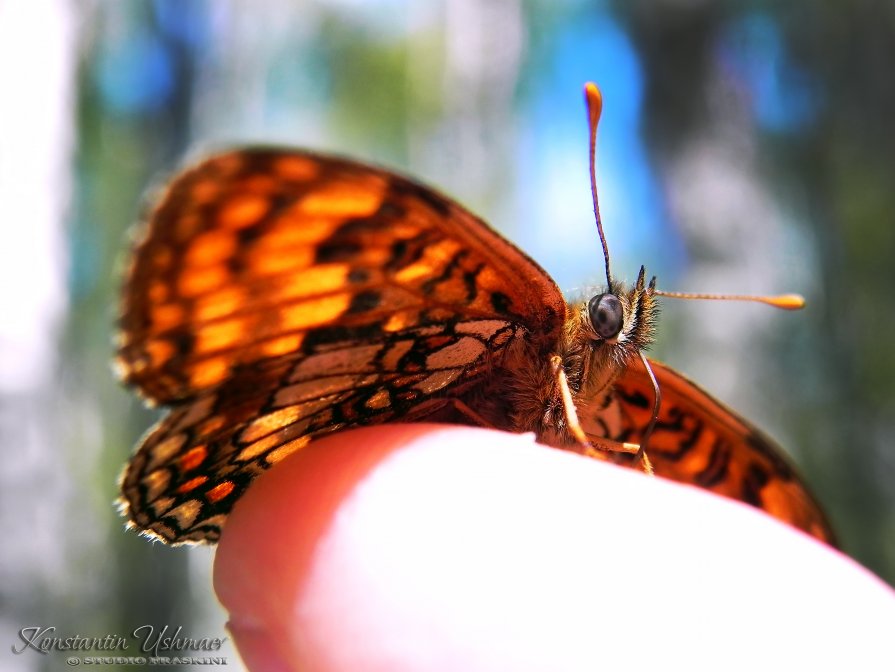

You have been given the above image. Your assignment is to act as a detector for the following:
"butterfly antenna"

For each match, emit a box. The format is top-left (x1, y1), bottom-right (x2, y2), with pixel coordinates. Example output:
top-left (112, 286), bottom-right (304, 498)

top-left (653, 290), bottom-right (805, 311)
top-left (634, 350), bottom-right (660, 472)
top-left (585, 82), bottom-right (612, 290)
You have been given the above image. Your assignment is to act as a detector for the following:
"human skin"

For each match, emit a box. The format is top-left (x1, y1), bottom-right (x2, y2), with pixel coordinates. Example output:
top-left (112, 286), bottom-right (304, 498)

top-left (213, 424), bottom-right (895, 671)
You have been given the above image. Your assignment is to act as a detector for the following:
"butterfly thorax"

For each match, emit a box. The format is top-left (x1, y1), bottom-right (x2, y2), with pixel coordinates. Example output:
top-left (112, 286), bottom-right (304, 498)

top-left (466, 270), bottom-right (657, 446)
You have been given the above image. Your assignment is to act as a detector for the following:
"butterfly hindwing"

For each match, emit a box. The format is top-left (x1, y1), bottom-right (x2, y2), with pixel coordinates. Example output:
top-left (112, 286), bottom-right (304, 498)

top-left (610, 359), bottom-right (834, 543)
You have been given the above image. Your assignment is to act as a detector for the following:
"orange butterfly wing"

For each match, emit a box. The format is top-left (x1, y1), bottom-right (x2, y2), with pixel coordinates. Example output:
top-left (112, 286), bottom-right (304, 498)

top-left (117, 149), bottom-right (567, 543)
top-left (611, 358), bottom-right (835, 544)
top-left (118, 149), bottom-right (565, 404)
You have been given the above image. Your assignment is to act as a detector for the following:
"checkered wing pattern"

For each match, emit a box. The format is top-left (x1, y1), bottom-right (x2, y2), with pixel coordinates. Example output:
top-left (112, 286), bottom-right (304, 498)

top-left (117, 149), bottom-right (566, 543)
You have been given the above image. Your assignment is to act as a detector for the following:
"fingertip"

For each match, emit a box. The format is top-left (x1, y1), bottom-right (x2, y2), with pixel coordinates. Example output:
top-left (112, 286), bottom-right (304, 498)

top-left (213, 425), bottom-right (449, 609)
top-left (213, 424), bottom-right (895, 671)
top-left (214, 424), bottom-right (543, 670)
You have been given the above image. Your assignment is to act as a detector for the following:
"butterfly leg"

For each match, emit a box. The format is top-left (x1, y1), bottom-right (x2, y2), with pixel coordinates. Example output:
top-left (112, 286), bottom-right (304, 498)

top-left (549, 355), bottom-right (642, 461)
top-left (632, 447), bottom-right (654, 475)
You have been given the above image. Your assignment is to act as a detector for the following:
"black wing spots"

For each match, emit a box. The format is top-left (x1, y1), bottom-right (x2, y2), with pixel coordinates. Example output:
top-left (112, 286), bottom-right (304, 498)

top-left (613, 396), bottom-right (704, 461)
top-left (370, 335), bottom-right (404, 369)
top-left (741, 463), bottom-right (771, 509)
top-left (417, 308), bottom-right (454, 326)
top-left (348, 268), bottom-right (370, 284)
top-left (335, 217), bottom-right (379, 237)
top-left (396, 340), bottom-right (429, 372)
top-left (421, 249), bottom-right (470, 296)
top-left (315, 400), bottom-right (347, 427)
top-left (449, 320), bottom-right (517, 356)
top-left (386, 240), bottom-right (409, 272)
top-left (335, 201), bottom-right (407, 237)
top-left (617, 388), bottom-right (650, 409)
top-left (694, 438), bottom-right (732, 488)
top-left (490, 291), bottom-right (512, 314)
top-left (227, 226), bottom-right (266, 275)
top-left (390, 325), bottom-right (504, 375)
top-left (315, 240), bottom-right (363, 263)
top-left (339, 391), bottom-right (397, 425)
top-left (463, 263), bottom-right (486, 302)
top-left (591, 416), bottom-right (612, 439)
top-left (346, 290), bottom-right (382, 314)
top-left (220, 358), bottom-right (295, 405)
top-left (390, 179), bottom-right (452, 218)
top-left (236, 223), bottom-right (266, 247)
top-left (220, 191), bottom-right (297, 275)
top-left (171, 331), bottom-right (196, 357)
top-left (385, 232), bottom-right (430, 274)
top-left (595, 390), bottom-right (616, 412)
top-left (484, 323), bottom-right (518, 351)
top-left (206, 473), bottom-right (250, 513)
top-left (302, 322), bottom-right (384, 352)
top-left (652, 407), bottom-right (704, 461)
top-left (391, 331), bottom-right (461, 372)
top-left (190, 521), bottom-right (222, 543)
top-left (158, 472), bottom-right (252, 540)
top-left (371, 324), bottom-right (500, 371)
top-left (611, 387), bottom-right (649, 442)
top-left (226, 231), bottom-right (265, 277)
top-left (267, 192), bottom-right (297, 216)
top-left (375, 201), bottom-right (406, 220)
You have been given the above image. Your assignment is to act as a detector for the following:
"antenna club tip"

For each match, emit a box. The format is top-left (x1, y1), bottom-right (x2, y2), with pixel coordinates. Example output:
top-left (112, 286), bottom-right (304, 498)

top-left (584, 82), bottom-right (603, 125)
top-left (655, 289), bottom-right (807, 311)
top-left (773, 294), bottom-right (806, 310)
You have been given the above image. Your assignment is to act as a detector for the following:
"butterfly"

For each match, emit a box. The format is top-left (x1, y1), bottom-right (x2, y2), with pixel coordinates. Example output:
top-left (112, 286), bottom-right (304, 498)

top-left (116, 83), bottom-right (834, 545)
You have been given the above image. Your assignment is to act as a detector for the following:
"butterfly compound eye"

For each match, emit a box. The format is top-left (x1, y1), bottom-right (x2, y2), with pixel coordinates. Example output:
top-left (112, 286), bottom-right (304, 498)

top-left (588, 293), bottom-right (623, 339)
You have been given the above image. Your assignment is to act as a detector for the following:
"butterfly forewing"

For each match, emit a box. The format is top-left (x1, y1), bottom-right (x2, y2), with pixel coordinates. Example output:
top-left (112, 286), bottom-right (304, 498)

top-left (117, 149), bottom-right (566, 543)
top-left (117, 149), bottom-right (566, 404)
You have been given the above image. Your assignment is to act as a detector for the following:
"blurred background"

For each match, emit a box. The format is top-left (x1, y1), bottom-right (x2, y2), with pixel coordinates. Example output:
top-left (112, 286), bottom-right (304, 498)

top-left (2, 0), bottom-right (893, 669)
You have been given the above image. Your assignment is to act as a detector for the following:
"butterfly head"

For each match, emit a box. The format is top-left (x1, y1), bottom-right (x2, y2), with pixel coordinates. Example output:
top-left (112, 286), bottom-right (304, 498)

top-left (581, 265), bottom-right (657, 355)
top-left (561, 265), bottom-right (658, 429)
